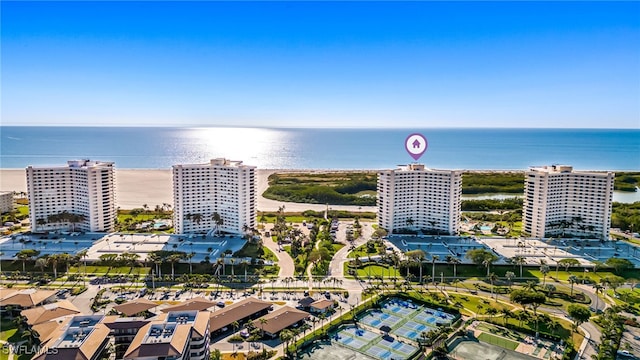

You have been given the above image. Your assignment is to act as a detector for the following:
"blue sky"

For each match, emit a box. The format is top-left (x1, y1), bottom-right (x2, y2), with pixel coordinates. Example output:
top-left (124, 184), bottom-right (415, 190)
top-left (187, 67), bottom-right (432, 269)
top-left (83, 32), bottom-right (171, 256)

top-left (2, 1), bottom-right (639, 128)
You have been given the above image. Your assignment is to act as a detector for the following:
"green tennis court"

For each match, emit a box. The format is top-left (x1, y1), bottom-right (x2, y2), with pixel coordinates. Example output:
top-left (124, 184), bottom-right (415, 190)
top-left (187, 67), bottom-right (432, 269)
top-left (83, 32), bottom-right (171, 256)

top-left (478, 332), bottom-right (520, 351)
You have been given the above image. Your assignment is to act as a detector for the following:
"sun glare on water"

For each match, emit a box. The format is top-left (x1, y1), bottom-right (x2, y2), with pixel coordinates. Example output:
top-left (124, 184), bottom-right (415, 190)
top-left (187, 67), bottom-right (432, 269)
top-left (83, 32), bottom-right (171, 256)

top-left (184, 127), bottom-right (292, 167)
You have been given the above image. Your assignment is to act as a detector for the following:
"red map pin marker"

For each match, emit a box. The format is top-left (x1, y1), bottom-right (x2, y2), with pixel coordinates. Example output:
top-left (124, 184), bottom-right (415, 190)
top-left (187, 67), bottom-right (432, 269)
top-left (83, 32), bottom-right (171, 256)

top-left (405, 133), bottom-right (428, 161)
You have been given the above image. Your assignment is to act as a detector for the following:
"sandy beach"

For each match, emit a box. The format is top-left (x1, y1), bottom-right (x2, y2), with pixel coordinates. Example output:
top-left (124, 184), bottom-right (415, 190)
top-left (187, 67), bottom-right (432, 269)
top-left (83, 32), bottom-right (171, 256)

top-left (0, 169), bottom-right (378, 212)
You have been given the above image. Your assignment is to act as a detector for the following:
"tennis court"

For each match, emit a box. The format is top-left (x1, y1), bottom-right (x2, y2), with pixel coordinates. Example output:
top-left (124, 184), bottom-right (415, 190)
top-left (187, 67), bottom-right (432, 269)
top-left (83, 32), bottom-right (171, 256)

top-left (365, 345), bottom-right (393, 359)
top-left (334, 326), bottom-right (377, 351)
top-left (364, 338), bottom-right (418, 359)
top-left (359, 310), bottom-right (402, 329)
top-left (368, 298), bottom-right (456, 341)
top-left (333, 325), bottom-right (418, 360)
top-left (376, 336), bottom-right (418, 356)
top-left (478, 333), bottom-right (519, 351)
top-left (450, 339), bottom-right (537, 360)
top-left (297, 341), bottom-right (373, 360)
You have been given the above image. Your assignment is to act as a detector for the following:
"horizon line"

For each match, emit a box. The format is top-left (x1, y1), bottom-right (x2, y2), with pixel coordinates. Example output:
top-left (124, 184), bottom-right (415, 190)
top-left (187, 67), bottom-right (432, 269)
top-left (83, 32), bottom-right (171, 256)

top-left (1, 124), bottom-right (639, 130)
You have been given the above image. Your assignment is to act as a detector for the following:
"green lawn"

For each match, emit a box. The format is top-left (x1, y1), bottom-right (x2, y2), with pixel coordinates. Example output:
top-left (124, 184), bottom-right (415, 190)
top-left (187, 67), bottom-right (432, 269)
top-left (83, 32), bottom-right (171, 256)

top-left (0, 320), bottom-right (18, 360)
top-left (259, 215), bottom-right (310, 224)
top-left (477, 332), bottom-right (520, 350)
top-left (528, 267), bottom-right (615, 283)
top-left (68, 266), bottom-right (150, 275)
top-left (262, 246), bottom-right (278, 262)
top-left (447, 293), bottom-right (508, 316)
top-left (17, 206), bottom-right (29, 217)
top-left (332, 243), bottom-right (345, 252)
top-left (352, 264), bottom-right (402, 278)
top-left (0, 327), bottom-right (17, 342)
top-left (476, 322), bottom-right (524, 341)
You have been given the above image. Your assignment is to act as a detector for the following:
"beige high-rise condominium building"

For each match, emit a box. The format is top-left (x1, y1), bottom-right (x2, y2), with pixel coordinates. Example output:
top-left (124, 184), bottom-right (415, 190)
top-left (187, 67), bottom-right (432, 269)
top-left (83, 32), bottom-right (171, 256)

top-left (26, 160), bottom-right (116, 232)
top-left (173, 158), bottom-right (256, 235)
top-left (523, 165), bottom-right (614, 240)
top-left (377, 164), bottom-right (462, 235)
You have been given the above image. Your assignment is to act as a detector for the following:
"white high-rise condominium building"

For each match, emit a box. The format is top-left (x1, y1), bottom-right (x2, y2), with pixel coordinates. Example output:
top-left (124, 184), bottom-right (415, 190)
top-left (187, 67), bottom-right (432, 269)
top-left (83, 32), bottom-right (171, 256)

top-left (173, 158), bottom-right (256, 235)
top-left (523, 165), bottom-right (614, 240)
top-left (377, 164), bottom-right (462, 235)
top-left (26, 160), bottom-right (117, 232)
top-left (0, 192), bottom-right (14, 214)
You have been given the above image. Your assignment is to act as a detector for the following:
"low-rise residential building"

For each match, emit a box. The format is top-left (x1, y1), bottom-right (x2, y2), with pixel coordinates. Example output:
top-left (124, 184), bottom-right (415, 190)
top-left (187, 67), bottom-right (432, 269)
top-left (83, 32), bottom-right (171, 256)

top-left (161, 297), bottom-right (216, 313)
top-left (209, 297), bottom-right (272, 337)
top-left (309, 299), bottom-right (335, 314)
top-left (296, 296), bottom-right (315, 311)
top-left (0, 288), bottom-right (56, 310)
top-left (124, 310), bottom-right (210, 360)
top-left (112, 298), bottom-right (158, 317)
top-left (251, 306), bottom-right (309, 338)
top-left (101, 316), bottom-right (150, 360)
top-left (32, 317), bottom-right (72, 346)
top-left (21, 300), bottom-right (81, 325)
top-left (32, 315), bottom-right (111, 360)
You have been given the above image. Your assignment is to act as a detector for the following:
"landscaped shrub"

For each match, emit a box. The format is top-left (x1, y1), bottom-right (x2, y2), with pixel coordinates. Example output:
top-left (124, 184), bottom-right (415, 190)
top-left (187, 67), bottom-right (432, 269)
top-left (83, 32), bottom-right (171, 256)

top-left (71, 286), bottom-right (87, 295)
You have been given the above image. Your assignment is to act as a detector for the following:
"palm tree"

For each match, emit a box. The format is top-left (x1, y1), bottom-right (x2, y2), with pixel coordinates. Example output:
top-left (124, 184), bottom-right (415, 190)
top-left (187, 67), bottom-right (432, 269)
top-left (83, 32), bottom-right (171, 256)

top-left (431, 255), bottom-right (439, 286)
top-left (35, 257), bottom-right (47, 275)
top-left (21, 328), bottom-right (40, 348)
top-left (212, 212), bottom-right (223, 235)
top-left (482, 258), bottom-right (493, 277)
top-left (318, 313), bottom-right (327, 333)
top-left (13, 315), bottom-right (28, 331)
top-left (69, 213), bottom-right (86, 232)
top-left (405, 218), bottom-right (414, 229)
top-left (48, 254), bottom-right (60, 279)
top-left (524, 280), bottom-right (538, 292)
top-left (191, 213), bottom-right (203, 226)
top-left (451, 278), bottom-right (460, 292)
top-left (592, 283), bottom-right (604, 309)
top-left (486, 307), bottom-right (498, 320)
top-left (447, 256), bottom-right (461, 278)
top-left (540, 262), bottom-right (550, 285)
top-left (515, 311), bottom-right (529, 327)
top-left (547, 320), bottom-right (561, 336)
top-left (241, 259), bottom-right (250, 282)
top-left (512, 256), bottom-right (526, 278)
top-left (500, 308), bottom-right (513, 326)
top-left (279, 329), bottom-right (294, 355)
top-left (259, 318), bottom-right (268, 340)
top-left (488, 272), bottom-right (498, 299)
top-left (36, 218), bottom-right (47, 232)
top-left (568, 275), bottom-right (578, 296)
top-left (16, 249), bottom-right (40, 273)
top-left (505, 271), bottom-right (515, 288)
top-left (168, 253), bottom-right (186, 280)
top-left (187, 252), bottom-right (195, 274)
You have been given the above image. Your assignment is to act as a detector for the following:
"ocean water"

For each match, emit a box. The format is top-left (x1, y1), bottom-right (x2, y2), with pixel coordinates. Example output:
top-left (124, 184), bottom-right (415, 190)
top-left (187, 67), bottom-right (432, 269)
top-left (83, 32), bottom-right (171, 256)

top-left (1, 127), bottom-right (638, 170)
